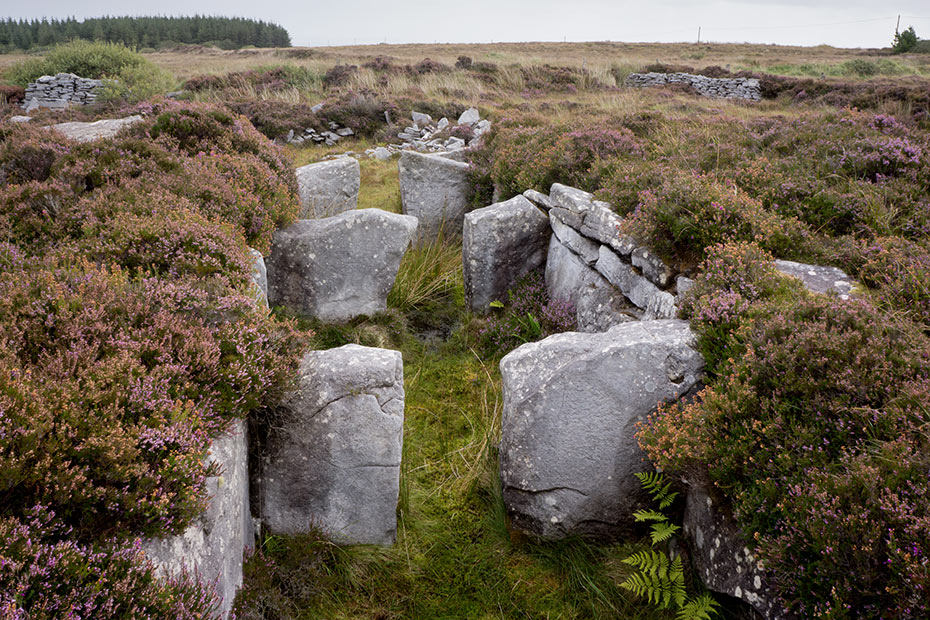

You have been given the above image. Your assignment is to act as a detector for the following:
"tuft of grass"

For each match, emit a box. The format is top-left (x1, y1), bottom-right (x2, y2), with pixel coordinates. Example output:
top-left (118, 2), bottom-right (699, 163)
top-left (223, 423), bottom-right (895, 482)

top-left (387, 233), bottom-right (463, 313)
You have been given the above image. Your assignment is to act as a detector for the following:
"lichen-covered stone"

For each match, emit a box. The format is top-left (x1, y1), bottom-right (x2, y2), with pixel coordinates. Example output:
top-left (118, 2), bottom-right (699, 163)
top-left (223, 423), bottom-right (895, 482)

top-left (295, 157), bottom-right (361, 218)
top-left (500, 320), bottom-right (704, 539)
top-left (774, 259), bottom-right (855, 299)
top-left (258, 345), bottom-right (404, 545)
top-left (144, 421), bottom-right (252, 619)
top-left (399, 150), bottom-right (472, 244)
top-left (463, 195), bottom-right (550, 313)
top-left (266, 209), bottom-right (417, 322)
top-left (595, 246), bottom-right (676, 320)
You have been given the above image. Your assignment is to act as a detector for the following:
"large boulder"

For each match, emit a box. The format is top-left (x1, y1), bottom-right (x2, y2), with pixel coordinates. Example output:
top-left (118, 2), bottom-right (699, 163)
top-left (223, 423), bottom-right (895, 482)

top-left (266, 209), bottom-right (417, 322)
top-left (774, 259), bottom-right (855, 299)
top-left (399, 150), bottom-right (471, 244)
top-left (296, 157), bottom-right (361, 218)
top-left (463, 195), bottom-right (550, 313)
top-left (683, 484), bottom-right (784, 619)
top-left (500, 320), bottom-right (704, 539)
top-left (545, 235), bottom-right (637, 331)
top-left (50, 115), bottom-right (143, 142)
top-left (258, 345), bottom-right (404, 545)
top-left (144, 421), bottom-right (252, 619)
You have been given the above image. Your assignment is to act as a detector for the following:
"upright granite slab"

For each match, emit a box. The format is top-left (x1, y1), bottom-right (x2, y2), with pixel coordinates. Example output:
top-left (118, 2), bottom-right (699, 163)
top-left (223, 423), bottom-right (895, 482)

top-left (684, 484), bottom-right (785, 619)
top-left (266, 209), bottom-right (417, 322)
top-left (463, 195), bottom-right (550, 313)
top-left (499, 320), bottom-right (704, 539)
top-left (296, 157), bottom-right (361, 218)
top-left (143, 420), bottom-right (252, 619)
top-left (399, 150), bottom-right (471, 244)
top-left (258, 345), bottom-right (404, 545)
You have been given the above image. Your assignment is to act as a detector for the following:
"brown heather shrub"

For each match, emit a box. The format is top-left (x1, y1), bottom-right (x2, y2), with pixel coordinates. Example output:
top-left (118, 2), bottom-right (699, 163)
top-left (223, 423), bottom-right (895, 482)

top-left (228, 100), bottom-right (326, 139)
top-left (323, 64), bottom-right (358, 88)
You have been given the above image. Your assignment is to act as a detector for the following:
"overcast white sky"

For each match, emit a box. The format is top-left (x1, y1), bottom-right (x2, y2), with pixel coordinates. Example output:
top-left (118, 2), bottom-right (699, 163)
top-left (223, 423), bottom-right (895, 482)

top-left (6, 1), bottom-right (930, 48)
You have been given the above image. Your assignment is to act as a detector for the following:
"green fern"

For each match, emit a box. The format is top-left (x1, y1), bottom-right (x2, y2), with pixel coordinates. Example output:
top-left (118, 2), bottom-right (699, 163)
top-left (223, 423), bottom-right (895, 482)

top-left (623, 473), bottom-right (719, 620)
top-left (676, 593), bottom-right (720, 620)
top-left (634, 471), bottom-right (679, 509)
top-left (650, 521), bottom-right (681, 544)
top-left (633, 509), bottom-right (667, 522)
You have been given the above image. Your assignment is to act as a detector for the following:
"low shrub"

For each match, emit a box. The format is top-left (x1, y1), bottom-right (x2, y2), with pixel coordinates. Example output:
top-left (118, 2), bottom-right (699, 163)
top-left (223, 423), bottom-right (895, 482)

top-left (622, 172), bottom-right (812, 264)
top-left (228, 100), bottom-right (325, 139)
top-left (476, 271), bottom-right (576, 356)
top-left (0, 506), bottom-right (220, 619)
top-left (484, 119), bottom-right (643, 197)
top-left (322, 64), bottom-right (357, 88)
top-left (320, 91), bottom-right (395, 138)
top-left (3, 40), bottom-right (175, 104)
top-left (640, 293), bottom-right (930, 618)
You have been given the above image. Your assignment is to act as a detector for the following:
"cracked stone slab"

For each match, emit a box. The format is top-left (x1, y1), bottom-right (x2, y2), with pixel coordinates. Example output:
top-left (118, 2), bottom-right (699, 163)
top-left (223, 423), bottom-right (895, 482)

top-left (266, 209), bottom-right (417, 322)
top-left (259, 345), bottom-right (404, 545)
top-left (463, 195), bottom-right (551, 313)
top-left (550, 213), bottom-right (599, 265)
top-left (296, 157), bottom-right (360, 218)
top-left (500, 320), bottom-right (704, 539)
top-left (546, 235), bottom-right (639, 332)
top-left (631, 246), bottom-right (675, 289)
top-left (683, 483), bottom-right (786, 619)
top-left (595, 246), bottom-right (677, 320)
top-left (774, 259), bottom-right (855, 300)
top-left (144, 420), bottom-right (252, 619)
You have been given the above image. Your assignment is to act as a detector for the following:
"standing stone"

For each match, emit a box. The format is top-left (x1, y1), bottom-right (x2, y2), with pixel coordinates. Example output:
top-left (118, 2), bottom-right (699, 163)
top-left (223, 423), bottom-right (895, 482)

top-left (144, 421), bottom-right (252, 619)
top-left (683, 484), bottom-right (785, 619)
top-left (249, 248), bottom-right (268, 308)
top-left (398, 150), bottom-right (471, 245)
top-left (546, 236), bottom-right (637, 331)
top-left (295, 157), bottom-right (361, 218)
top-left (266, 209), bottom-right (418, 322)
top-left (259, 345), bottom-right (404, 545)
top-left (500, 320), bottom-right (704, 539)
top-left (463, 195), bottom-right (551, 313)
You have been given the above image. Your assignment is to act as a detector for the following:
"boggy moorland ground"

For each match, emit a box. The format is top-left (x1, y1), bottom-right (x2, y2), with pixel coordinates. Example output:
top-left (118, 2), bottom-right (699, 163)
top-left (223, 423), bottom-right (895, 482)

top-left (1, 39), bottom-right (929, 619)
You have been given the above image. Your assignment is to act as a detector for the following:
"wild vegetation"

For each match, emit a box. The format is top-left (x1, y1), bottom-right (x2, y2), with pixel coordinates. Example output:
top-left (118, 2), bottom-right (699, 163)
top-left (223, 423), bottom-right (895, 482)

top-left (1, 38), bottom-right (930, 619)
top-left (0, 101), bottom-right (309, 616)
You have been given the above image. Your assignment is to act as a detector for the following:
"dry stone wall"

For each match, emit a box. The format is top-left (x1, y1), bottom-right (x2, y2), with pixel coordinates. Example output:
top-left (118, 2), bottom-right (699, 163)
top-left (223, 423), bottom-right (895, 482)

top-left (626, 72), bottom-right (761, 101)
top-left (23, 73), bottom-right (104, 110)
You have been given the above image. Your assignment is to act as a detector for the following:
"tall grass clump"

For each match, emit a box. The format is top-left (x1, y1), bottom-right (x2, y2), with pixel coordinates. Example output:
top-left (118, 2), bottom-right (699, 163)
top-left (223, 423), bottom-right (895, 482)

top-left (387, 233), bottom-right (462, 313)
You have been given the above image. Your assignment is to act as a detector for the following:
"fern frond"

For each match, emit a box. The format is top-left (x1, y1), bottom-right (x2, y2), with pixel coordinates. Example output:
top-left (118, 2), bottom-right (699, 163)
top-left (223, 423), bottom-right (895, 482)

top-left (622, 549), bottom-right (669, 573)
top-left (658, 490), bottom-right (679, 510)
top-left (650, 521), bottom-right (681, 544)
top-left (676, 593), bottom-right (720, 620)
top-left (633, 509), bottom-right (668, 522)
top-left (621, 550), bottom-right (687, 609)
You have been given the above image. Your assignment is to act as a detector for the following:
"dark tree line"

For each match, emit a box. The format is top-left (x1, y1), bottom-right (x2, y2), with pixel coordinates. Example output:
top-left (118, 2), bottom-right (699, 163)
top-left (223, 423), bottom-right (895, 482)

top-left (0, 15), bottom-right (291, 51)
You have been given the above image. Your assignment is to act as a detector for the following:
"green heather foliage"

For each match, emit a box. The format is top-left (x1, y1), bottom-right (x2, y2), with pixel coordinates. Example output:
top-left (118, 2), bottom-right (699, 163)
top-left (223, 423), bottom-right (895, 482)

top-left (0, 15), bottom-right (290, 52)
top-left (0, 101), bottom-right (307, 614)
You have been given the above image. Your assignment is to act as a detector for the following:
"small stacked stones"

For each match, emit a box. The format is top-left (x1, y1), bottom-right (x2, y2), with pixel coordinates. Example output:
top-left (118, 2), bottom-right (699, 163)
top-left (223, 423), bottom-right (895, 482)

top-left (625, 72), bottom-right (761, 101)
top-left (23, 73), bottom-right (105, 110)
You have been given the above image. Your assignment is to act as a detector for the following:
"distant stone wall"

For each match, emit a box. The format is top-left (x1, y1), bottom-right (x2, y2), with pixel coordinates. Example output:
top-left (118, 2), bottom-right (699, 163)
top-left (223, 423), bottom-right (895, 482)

top-left (23, 73), bottom-right (104, 110)
top-left (626, 72), bottom-right (761, 101)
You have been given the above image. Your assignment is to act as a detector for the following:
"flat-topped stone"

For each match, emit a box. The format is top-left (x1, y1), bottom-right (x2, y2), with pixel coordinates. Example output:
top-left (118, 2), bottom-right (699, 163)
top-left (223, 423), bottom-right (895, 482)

top-left (50, 115), bottom-right (144, 143)
top-left (266, 209), bottom-right (417, 321)
top-left (774, 260), bottom-right (855, 299)
top-left (464, 195), bottom-right (551, 313)
top-left (295, 157), bottom-right (360, 218)
top-left (259, 345), bottom-right (404, 545)
top-left (399, 150), bottom-right (472, 244)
